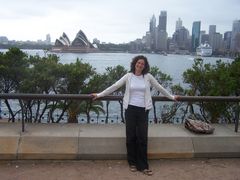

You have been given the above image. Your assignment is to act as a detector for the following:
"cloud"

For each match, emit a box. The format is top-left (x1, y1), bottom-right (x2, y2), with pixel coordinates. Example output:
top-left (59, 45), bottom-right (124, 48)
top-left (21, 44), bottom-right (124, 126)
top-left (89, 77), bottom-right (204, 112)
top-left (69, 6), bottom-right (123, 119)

top-left (0, 0), bottom-right (239, 43)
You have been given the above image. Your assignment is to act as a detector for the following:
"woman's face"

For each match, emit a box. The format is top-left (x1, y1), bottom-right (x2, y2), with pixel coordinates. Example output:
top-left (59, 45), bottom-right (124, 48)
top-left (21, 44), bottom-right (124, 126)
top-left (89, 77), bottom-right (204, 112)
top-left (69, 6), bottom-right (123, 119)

top-left (135, 59), bottom-right (145, 74)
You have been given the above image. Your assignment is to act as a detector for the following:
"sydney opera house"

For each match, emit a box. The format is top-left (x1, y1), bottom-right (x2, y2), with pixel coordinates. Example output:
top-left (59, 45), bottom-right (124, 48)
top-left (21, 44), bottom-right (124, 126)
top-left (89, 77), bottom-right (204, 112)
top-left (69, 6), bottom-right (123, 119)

top-left (51, 30), bottom-right (98, 53)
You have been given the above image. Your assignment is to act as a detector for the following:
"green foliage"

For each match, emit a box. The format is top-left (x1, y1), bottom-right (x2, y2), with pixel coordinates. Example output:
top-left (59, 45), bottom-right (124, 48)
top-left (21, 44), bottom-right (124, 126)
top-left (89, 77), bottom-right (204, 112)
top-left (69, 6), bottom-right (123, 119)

top-left (229, 56), bottom-right (240, 96)
top-left (57, 58), bottom-right (95, 94)
top-left (19, 54), bottom-right (62, 93)
top-left (171, 84), bottom-right (185, 95)
top-left (104, 65), bottom-right (128, 95)
top-left (83, 73), bottom-right (108, 93)
top-left (150, 66), bottom-right (172, 88)
top-left (65, 100), bottom-right (105, 123)
top-left (0, 47), bottom-right (29, 93)
top-left (183, 57), bottom-right (239, 123)
top-left (150, 66), bottom-right (173, 96)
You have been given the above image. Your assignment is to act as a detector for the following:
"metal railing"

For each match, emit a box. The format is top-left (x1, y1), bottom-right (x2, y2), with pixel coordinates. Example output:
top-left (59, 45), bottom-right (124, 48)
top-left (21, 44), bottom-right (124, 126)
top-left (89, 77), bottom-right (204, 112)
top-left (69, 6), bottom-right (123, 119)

top-left (0, 93), bottom-right (239, 132)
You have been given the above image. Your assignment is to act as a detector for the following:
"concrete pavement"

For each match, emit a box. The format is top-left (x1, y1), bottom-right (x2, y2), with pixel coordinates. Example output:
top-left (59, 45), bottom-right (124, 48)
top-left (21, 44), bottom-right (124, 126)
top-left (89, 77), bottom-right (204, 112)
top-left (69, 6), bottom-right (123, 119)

top-left (0, 122), bottom-right (240, 160)
top-left (1, 159), bottom-right (240, 180)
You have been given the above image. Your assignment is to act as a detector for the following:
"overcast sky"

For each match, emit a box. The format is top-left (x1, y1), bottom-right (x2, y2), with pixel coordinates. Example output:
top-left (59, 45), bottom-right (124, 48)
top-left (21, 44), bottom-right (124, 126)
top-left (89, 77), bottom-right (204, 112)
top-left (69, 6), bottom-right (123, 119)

top-left (0, 0), bottom-right (239, 43)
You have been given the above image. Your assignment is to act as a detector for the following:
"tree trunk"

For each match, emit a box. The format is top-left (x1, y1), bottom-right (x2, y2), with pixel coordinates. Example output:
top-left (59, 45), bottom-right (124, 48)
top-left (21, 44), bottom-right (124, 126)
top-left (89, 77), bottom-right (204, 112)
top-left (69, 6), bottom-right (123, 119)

top-left (4, 99), bottom-right (15, 122)
top-left (68, 112), bottom-right (78, 123)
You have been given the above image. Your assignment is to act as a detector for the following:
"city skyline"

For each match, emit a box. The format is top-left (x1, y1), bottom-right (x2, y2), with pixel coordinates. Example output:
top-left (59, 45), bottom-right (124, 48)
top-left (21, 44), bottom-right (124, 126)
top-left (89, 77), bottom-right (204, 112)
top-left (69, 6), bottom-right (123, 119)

top-left (0, 0), bottom-right (239, 43)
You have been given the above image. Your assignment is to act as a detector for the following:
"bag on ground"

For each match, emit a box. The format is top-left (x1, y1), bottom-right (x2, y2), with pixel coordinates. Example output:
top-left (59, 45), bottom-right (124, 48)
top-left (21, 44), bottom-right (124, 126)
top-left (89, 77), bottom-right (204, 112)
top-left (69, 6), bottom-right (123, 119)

top-left (184, 118), bottom-right (215, 134)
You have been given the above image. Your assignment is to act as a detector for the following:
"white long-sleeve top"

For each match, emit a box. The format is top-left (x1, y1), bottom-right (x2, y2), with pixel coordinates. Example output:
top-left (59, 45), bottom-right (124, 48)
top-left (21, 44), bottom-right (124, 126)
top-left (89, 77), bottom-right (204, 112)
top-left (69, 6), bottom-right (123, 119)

top-left (97, 72), bottom-right (175, 110)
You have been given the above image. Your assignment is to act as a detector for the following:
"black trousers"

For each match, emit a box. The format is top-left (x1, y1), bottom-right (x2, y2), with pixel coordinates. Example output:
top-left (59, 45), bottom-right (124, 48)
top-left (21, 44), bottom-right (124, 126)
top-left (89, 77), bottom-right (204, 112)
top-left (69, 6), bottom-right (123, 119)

top-left (125, 105), bottom-right (149, 171)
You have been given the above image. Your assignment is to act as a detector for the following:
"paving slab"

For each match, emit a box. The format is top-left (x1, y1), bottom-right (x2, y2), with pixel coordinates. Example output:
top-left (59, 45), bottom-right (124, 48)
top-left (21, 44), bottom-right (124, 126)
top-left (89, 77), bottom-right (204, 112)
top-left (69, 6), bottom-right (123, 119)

top-left (78, 124), bottom-right (126, 159)
top-left (17, 124), bottom-right (80, 159)
top-left (0, 123), bottom-right (21, 159)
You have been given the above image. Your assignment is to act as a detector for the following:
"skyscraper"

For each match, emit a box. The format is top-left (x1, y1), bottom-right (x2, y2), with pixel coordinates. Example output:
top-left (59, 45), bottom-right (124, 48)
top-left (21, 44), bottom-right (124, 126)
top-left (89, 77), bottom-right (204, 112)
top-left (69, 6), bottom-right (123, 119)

top-left (209, 25), bottom-right (216, 46)
top-left (209, 25), bottom-right (216, 36)
top-left (149, 15), bottom-right (156, 50)
top-left (158, 11), bottom-right (167, 31)
top-left (212, 33), bottom-right (223, 52)
top-left (157, 11), bottom-right (168, 51)
top-left (230, 20), bottom-right (240, 52)
top-left (46, 34), bottom-right (51, 44)
top-left (149, 15), bottom-right (156, 33)
top-left (176, 18), bottom-right (183, 31)
top-left (191, 21), bottom-right (201, 52)
top-left (173, 26), bottom-right (190, 50)
top-left (224, 31), bottom-right (232, 50)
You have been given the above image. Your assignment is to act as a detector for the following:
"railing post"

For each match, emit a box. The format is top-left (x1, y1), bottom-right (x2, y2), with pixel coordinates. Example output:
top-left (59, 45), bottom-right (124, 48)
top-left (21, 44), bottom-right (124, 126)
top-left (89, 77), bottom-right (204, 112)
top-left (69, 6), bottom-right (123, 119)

top-left (235, 102), bottom-right (240, 133)
top-left (22, 118), bottom-right (25, 132)
top-left (19, 99), bottom-right (25, 132)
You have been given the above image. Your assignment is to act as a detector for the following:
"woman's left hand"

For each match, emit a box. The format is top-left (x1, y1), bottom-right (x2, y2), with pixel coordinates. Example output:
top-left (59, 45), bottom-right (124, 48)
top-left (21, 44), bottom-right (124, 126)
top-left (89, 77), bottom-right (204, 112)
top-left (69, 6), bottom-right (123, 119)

top-left (173, 95), bottom-right (180, 101)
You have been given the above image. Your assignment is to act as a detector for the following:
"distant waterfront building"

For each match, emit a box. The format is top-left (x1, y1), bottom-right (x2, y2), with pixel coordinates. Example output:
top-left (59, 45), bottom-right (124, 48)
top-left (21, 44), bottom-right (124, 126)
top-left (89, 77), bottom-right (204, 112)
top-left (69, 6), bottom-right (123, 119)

top-left (158, 11), bottom-right (167, 31)
top-left (157, 11), bottom-right (168, 51)
top-left (52, 30), bottom-right (98, 53)
top-left (157, 31), bottom-right (168, 51)
top-left (143, 31), bottom-right (151, 50)
top-left (208, 25), bottom-right (224, 52)
top-left (209, 25), bottom-right (216, 47)
top-left (201, 34), bottom-right (209, 44)
top-left (230, 20), bottom-right (240, 52)
top-left (199, 31), bottom-right (205, 45)
top-left (224, 31), bottom-right (232, 50)
top-left (175, 18), bottom-right (183, 31)
top-left (191, 21), bottom-right (201, 52)
top-left (45, 34), bottom-right (51, 44)
top-left (55, 32), bottom-right (71, 46)
top-left (0, 36), bottom-right (8, 44)
top-left (149, 15), bottom-right (157, 50)
top-left (172, 26), bottom-right (190, 50)
top-left (212, 32), bottom-right (223, 52)
top-left (71, 30), bottom-right (94, 48)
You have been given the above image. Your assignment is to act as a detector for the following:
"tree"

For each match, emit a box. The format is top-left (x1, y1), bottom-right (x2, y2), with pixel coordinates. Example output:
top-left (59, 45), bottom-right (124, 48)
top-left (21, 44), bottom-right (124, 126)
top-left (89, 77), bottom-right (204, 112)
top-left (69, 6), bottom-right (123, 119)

top-left (0, 48), bottom-right (29, 121)
top-left (103, 65), bottom-right (127, 123)
top-left (149, 66), bottom-right (179, 123)
top-left (57, 59), bottom-right (95, 94)
top-left (183, 57), bottom-right (238, 123)
top-left (19, 54), bottom-right (63, 123)
top-left (229, 56), bottom-right (240, 96)
top-left (83, 73), bottom-right (108, 122)
top-left (56, 59), bottom-right (96, 123)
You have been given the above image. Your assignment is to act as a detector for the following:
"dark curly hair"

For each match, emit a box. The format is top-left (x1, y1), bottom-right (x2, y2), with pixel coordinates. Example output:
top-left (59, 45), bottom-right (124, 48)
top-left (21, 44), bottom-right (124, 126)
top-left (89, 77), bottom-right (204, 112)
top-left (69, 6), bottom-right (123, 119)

top-left (130, 55), bottom-right (150, 75)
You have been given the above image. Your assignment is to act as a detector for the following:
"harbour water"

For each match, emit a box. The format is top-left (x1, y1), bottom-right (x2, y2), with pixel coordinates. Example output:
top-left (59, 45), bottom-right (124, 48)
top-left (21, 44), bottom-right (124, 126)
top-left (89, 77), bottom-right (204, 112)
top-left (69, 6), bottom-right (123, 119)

top-left (0, 49), bottom-right (233, 85)
top-left (0, 49), bottom-right (233, 123)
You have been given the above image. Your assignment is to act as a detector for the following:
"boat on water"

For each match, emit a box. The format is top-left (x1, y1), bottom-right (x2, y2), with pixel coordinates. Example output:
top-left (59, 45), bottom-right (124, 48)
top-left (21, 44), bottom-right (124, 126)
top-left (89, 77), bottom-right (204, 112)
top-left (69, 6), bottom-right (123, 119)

top-left (196, 42), bottom-right (212, 57)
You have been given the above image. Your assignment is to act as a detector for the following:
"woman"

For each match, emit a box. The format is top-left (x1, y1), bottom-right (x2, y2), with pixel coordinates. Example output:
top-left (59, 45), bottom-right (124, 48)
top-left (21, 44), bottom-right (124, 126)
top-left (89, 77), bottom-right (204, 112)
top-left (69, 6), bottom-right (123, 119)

top-left (91, 55), bottom-right (178, 176)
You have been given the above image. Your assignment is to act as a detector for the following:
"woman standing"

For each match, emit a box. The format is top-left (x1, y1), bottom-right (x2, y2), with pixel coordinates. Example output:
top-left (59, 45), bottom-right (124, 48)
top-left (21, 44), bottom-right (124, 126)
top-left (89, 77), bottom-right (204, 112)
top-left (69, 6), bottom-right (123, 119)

top-left (91, 55), bottom-right (178, 176)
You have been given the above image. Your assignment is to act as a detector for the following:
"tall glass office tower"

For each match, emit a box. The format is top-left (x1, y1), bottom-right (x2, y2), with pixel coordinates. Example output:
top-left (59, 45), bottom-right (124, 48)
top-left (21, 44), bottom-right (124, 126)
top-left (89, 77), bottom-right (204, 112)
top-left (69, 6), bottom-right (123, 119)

top-left (230, 20), bottom-right (240, 52)
top-left (191, 21), bottom-right (201, 52)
